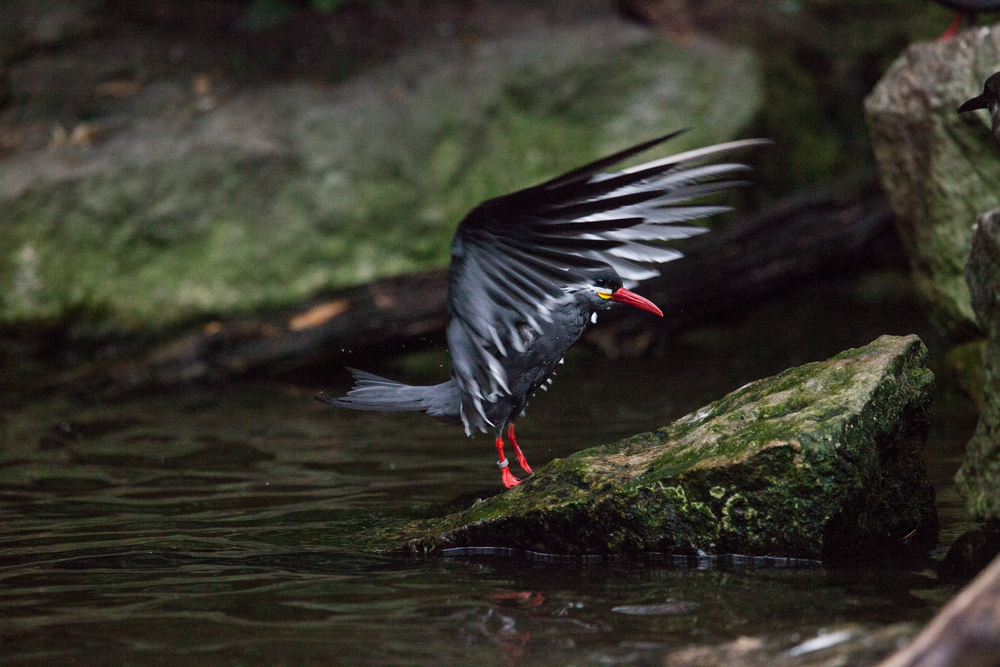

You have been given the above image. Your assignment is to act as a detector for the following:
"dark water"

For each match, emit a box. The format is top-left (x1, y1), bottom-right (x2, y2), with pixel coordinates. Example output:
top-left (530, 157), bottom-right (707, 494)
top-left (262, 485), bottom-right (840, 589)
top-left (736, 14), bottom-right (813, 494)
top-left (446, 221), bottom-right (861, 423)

top-left (0, 272), bottom-right (981, 666)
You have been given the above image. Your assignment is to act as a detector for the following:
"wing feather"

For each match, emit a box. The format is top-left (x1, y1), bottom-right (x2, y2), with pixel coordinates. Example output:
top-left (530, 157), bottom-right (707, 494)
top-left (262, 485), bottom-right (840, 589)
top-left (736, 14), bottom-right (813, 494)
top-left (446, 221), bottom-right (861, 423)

top-left (447, 133), bottom-right (768, 433)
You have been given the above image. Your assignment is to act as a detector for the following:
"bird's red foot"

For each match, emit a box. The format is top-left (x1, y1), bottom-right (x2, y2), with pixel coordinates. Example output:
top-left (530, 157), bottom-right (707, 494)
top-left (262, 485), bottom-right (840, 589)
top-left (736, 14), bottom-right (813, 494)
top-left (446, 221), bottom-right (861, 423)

top-left (496, 433), bottom-right (526, 488)
top-left (507, 424), bottom-right (533, 476)
top-left (500, 465), bottom-right (521, 488)
top-left (513, 451), bottom-right (532, 476)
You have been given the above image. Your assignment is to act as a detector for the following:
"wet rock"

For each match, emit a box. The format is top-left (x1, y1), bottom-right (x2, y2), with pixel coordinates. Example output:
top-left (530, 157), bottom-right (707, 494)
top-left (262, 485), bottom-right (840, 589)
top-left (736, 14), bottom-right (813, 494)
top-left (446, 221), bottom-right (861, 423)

top-left (958, 207), bottom-right (1000, 520)
top-left (372, 335), bottom-right (938, 560)
top-left (0, 8), bottom-right (760, 334)
top-left (864, 25), bottom-right (1000, 340)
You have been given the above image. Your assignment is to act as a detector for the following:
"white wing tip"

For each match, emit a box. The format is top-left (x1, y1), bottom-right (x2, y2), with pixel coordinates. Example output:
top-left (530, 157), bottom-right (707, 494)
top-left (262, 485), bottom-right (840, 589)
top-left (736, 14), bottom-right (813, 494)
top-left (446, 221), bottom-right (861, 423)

top-left (617, 137), bottom-right (771, 175)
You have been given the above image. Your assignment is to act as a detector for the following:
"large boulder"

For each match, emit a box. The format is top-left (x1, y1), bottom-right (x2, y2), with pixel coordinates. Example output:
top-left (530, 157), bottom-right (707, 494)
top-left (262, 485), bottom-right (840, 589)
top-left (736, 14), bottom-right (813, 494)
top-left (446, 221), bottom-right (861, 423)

top-left (0, 10), bottom-right (760, 334)
top-left (864, 25), bottom-right (1000, 340)
top-left (371, 335), bottom-right (938, 561)
top-left (958, 208), bottom-right (1000, 520)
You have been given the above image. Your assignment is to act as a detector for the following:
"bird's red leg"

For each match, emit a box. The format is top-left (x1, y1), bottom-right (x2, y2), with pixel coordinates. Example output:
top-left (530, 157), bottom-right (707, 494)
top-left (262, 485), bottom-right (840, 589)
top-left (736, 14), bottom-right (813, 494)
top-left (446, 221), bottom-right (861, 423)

top-left (507, 424), bottom-right (532, 475)
top-left (939, 12), bottom-right (964, 39)
top-left (495, 435), bottom-right (521, 488)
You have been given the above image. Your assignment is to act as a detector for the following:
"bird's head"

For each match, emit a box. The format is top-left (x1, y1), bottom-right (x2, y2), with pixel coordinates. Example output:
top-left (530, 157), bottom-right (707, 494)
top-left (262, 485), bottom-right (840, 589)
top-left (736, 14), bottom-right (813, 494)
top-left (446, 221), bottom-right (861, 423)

top-left (959, 71), bottom-right (1000, 116)
top-left (582, 268), bottom-right (663, 317)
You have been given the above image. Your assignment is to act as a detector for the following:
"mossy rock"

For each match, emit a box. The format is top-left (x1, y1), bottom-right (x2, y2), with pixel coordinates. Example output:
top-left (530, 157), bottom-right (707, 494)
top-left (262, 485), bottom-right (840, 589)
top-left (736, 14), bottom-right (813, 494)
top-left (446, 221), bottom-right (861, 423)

top-left (0, 16), bottom-right (760, 334)
top-left (865, 25), bottom-right (1000, 340)
top-left (365, 335), bottom-right (938, 561)
top-left (958, 208), bottom-right (1000, 520)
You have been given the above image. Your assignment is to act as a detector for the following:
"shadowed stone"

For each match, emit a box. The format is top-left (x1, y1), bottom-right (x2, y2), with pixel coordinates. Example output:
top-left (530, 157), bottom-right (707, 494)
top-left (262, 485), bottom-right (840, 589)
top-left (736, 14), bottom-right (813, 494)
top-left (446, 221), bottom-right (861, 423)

top-left (958, 207), bottom-right (1000, 520)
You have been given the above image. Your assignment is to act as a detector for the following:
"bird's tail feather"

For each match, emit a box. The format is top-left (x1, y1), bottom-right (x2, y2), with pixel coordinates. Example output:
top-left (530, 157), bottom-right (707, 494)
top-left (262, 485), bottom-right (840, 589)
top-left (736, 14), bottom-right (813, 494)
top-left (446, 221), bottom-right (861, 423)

top-left (318, 368), bottom-right (462, 424)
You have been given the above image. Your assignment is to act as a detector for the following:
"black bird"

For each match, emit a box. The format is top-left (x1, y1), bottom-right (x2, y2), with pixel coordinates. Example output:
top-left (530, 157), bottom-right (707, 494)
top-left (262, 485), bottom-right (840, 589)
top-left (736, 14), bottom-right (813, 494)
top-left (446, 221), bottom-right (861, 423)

top-left (934, 0), bottom-right (1000, 7)
top-left (959, 71), bottom-right (1000, 152)
top-left (933, 0), bottom-right (1000, 37)
top-left (320, 131), bottom-right (766, 488)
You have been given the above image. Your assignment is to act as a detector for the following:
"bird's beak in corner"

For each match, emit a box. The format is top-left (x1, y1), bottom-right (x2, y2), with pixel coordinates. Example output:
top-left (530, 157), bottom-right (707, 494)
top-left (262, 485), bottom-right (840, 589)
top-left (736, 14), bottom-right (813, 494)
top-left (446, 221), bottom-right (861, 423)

top-left (959, 94), bottom-right (990, 113)
top-left (609, 287), bottom-right (663, 317)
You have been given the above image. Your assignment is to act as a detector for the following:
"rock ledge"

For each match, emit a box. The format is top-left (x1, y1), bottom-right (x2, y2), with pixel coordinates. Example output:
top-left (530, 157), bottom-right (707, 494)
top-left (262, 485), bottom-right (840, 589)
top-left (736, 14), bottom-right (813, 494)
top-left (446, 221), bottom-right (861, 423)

top-left (369, 335), bottom-right (938, 561)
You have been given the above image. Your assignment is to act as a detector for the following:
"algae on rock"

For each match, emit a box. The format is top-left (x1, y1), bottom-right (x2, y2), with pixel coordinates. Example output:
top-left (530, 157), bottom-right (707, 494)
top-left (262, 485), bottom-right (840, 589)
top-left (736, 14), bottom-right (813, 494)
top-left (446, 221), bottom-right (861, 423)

top-left (0, 17), bottom-right (760, 334)
top-left (865, 26), bottom-right (1000, 340)
top-left (369, 335), bottom-right (938, 561)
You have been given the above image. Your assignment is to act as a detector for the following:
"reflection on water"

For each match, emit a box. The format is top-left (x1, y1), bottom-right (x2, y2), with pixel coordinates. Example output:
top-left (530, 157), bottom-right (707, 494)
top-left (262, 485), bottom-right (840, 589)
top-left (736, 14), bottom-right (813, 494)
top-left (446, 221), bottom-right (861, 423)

top-left (0, 273), bottom-right (982, 666)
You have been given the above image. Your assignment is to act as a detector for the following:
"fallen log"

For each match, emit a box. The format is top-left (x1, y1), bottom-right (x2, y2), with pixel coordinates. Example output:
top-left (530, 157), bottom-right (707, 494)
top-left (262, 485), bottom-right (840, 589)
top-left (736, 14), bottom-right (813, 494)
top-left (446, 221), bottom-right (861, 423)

top-left (26, 170), bottom-right (895, 395)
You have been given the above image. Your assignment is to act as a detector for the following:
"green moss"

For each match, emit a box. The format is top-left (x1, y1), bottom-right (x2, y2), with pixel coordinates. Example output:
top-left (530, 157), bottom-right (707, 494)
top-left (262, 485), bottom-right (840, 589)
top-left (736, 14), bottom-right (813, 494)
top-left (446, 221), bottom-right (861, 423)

top-left (0, 27), bottom-right (760, 332)
top-left (366, 336), bottom-right (938, 559)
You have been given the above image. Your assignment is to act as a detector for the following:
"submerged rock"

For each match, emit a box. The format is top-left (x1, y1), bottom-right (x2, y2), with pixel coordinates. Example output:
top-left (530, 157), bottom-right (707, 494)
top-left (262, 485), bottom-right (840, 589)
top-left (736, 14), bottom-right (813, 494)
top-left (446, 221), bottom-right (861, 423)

top-left (371, 335), bottom-right (938, 560)
top-left (864, 25), bottom-right (1000, 340)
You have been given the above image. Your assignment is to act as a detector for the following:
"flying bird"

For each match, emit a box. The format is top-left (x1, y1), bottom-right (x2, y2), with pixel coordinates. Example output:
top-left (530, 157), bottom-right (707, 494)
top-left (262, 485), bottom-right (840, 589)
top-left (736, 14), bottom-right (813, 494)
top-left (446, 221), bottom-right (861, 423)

top-left (320, 131), bottom-right (766, 488)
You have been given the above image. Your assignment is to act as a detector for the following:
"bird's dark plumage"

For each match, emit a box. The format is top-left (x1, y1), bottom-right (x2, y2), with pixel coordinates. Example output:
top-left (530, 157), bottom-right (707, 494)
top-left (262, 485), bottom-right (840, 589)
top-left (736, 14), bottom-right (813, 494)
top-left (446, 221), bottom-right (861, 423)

top-left (933, 0), bottom-right (1000, 11)
top-left (932, 0), bottom-right (1000, 37)
top-left (321, 131), bottom-right (766, 487)
top-left (959, 71), bottom-right (1000, 152)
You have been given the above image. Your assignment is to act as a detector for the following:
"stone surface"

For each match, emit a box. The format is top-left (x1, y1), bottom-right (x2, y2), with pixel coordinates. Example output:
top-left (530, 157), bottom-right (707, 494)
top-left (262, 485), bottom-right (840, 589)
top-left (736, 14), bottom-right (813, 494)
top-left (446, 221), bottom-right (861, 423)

top-left (370, 335), bottom-right (938, 560)
top-left (958, 207), bottom-right (1000, 520)
top-left (865, 24), bottom-right (1000, 340)
top-left (0, 10), bottom-right (760, 334)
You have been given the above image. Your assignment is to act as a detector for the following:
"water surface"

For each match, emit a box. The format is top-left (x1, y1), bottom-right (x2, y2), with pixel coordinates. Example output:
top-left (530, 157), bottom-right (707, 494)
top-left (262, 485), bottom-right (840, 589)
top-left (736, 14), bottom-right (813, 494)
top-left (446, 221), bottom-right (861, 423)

top-left (0, 273), bottom-right (981, 666)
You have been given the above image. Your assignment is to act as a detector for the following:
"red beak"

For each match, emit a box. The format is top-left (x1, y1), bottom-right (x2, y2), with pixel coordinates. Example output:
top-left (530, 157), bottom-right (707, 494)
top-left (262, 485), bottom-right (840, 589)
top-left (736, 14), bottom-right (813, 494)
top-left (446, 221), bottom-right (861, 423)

top-left (609, 287), bottom-right (663, 317)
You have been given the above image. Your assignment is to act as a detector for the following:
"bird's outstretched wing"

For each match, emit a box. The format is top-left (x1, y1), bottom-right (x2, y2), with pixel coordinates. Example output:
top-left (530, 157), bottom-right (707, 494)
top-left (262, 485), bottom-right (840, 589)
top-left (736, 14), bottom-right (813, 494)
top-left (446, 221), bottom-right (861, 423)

top-left (448, 132), bottom-right (769, 434)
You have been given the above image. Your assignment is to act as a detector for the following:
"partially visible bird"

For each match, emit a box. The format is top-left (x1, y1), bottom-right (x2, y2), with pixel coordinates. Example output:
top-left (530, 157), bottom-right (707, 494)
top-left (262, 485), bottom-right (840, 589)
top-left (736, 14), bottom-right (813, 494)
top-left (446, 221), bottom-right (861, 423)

top-left (933, 0), bottom-right (1000, 38)
top-left (959, 71), bottom-right (1000, 152)
top-left (320, 131), bottom-right (767, 488)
